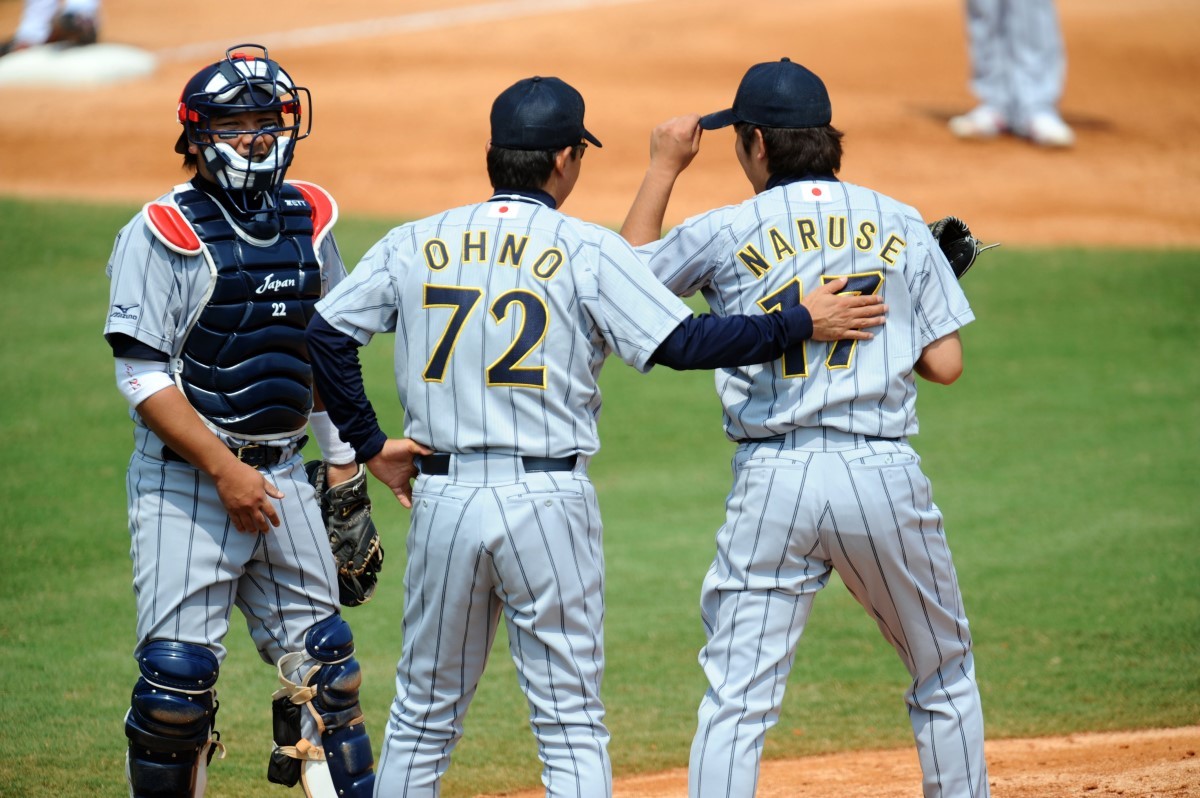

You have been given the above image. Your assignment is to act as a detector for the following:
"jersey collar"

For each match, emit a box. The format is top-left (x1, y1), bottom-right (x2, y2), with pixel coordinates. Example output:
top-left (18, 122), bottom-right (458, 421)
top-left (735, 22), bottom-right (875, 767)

top-left (765, 172), bottom-right (839, 191)
top-left (489, 189), bottom-right (557, 210)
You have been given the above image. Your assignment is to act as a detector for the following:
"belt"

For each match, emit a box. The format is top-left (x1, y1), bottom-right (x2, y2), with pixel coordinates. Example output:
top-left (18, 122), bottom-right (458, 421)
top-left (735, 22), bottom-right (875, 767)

top-left (748, 433), bottom-right (896, 444)
top-left (161, 436), bottom-right (306, 468)
top-left (416, 454), bottom-right (577, 476)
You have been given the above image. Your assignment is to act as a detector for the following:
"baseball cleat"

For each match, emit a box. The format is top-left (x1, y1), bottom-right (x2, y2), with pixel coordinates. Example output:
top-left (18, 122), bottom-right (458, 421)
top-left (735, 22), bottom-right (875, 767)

top-left (48, 12), bottom-right (98, 47)
top-left (1026, 112), bottom-right (1075, 148)
top-left (0, 37), bottom-right (31, 57)
top-left (948, 106), bottom-right (1007, 140)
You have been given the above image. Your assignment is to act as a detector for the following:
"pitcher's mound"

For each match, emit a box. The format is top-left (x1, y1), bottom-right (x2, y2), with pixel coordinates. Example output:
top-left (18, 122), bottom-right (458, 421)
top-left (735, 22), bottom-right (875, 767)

top-left (0, 43), bottom-right (156, 86)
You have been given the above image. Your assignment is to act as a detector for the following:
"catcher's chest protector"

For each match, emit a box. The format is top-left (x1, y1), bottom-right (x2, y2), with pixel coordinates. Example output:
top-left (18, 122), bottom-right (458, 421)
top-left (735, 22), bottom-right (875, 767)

top-left (161, 185), bottom-right (323, 438)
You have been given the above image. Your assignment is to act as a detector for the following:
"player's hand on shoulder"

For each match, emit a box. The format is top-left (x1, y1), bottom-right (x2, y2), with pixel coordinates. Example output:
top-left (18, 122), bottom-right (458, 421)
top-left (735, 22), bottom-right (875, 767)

top-left (804, 276), bottom-right (888, 342)
top-left (366, 438), bottom-right (434, 509)
top-left (648, 114), bottom-right (703, 177)
top-left (212, 459), bottom-right (284, 534)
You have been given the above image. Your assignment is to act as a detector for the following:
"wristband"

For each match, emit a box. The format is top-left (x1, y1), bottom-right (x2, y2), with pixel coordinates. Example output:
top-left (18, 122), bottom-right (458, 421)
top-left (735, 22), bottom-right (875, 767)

top-left (309, 410), bottom-right (356, 465)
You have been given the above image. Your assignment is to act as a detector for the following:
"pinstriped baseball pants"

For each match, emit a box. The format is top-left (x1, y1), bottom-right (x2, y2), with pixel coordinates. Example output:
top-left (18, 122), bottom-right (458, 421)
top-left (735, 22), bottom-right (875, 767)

top-left (126, 448), bottom-right (341, 666)
top-left (689, 430), bottom-right (989, 798)
top-left (374, 454), bottom-right (611, 798)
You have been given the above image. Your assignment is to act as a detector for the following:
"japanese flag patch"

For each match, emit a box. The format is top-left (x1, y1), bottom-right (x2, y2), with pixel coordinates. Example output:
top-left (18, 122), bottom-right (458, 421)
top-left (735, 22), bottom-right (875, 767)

top-left (799, 182), bottom-right (835, 203)
top-left (487, 203), bottom-right (523, 218)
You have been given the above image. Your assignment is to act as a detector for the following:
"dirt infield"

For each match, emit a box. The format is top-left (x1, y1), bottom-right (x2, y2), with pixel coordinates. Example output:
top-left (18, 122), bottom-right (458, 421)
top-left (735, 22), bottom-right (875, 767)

top-left (2, 2), bottom-right (1196, 795)
top-left (486, 726), bottom-right (1200, 798)
top-left (1, 0), bottom-right (1198, 246)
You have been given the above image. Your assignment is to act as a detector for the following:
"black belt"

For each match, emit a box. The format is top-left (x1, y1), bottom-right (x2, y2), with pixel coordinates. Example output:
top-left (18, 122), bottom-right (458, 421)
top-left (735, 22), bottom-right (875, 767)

top-left (743, 433), bottom-right (897, 444)
top-left (161, 436), bottom-right (306, 468)
top-left (416, 454), bottom-right (577, 476)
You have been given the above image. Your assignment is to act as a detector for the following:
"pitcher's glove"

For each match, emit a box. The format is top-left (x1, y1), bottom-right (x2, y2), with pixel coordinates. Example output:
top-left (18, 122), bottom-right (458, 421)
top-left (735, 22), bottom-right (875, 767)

top-left (305, 461), bottom-right (383, 607)
top-left (928, 216), bottom-right (998, 279)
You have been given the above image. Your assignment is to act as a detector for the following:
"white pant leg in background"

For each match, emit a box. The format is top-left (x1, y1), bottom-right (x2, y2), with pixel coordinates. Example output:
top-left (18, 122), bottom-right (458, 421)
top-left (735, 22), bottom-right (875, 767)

top-left (965, 0), bottom-right (1066, 129)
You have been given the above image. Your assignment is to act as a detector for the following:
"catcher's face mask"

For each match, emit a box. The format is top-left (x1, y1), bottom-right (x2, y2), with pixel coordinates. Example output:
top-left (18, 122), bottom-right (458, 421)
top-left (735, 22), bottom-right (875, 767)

top-left (176, 43), bottom-right (312, 214)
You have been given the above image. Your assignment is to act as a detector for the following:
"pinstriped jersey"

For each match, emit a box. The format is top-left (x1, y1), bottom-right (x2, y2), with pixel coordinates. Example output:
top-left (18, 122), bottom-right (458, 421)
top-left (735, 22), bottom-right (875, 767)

top-left (638, 179), bottom-right (974, 441)
top-left (315, 195), bottom-right (692, 459)
top-left (104, 181), bottom-right (347, 446)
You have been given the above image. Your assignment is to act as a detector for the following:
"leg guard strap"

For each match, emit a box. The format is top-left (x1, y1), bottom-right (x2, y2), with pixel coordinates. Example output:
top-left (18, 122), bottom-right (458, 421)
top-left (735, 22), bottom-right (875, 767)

top-left (268, 618), bottom-right (374, 797)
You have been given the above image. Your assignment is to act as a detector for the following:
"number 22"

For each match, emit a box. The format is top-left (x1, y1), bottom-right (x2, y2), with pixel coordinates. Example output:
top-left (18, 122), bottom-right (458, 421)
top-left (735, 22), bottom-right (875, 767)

top-left (756, 271), bottom-right (884, 376)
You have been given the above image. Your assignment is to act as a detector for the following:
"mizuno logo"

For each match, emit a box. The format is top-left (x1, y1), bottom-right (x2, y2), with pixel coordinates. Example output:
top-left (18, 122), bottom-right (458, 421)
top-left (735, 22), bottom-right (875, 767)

top-left (111, 303), bottom-right (140, 319)
top-left (256, 273), bottom-right (297, 294)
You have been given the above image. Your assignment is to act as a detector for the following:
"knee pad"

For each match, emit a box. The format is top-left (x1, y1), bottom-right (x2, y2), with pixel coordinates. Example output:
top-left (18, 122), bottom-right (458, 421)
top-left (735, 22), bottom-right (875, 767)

top-left (125, 641), bottom-right (224, 798)
top-left (268, 615), bottom-right (374, 798)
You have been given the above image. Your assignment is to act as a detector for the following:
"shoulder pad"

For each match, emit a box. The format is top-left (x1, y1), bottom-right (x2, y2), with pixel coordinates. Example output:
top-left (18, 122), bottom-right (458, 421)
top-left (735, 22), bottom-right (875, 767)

top-left (142, 201), bottom-right (202, 255)
top-left (288, 180), bottom-right (339, 248)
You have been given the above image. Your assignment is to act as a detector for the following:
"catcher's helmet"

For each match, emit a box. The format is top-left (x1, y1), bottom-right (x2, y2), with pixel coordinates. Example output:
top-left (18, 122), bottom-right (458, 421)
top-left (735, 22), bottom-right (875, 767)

top-left (175, 44), bottom-right (311, 213)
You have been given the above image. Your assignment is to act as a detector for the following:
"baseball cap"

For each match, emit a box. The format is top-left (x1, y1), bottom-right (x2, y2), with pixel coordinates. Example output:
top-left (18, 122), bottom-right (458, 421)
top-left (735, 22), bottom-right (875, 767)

top-left (699, 58), bottom-right (832, 131)
top-left (490, 76), bottom-right (603, 151)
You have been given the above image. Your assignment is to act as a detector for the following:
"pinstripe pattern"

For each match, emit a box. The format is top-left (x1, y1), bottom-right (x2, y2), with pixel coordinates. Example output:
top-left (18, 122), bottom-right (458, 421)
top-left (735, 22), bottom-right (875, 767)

top-left (640, 182), bottom-right (986, 797)
top-left (317, 196), bottom-right (691, 458)
top-left (125, 446), bottom-right (338, 665)
top-left (106, 182), bottom-right (354, 791)
top-left (965, 0), bottom-right (1067, 130)
top-left (689, 434), bottom-right (987, 798)
top-left (318, 196), bottom-right (689, 796)
top-left (373, 456), bottom-right (610, 798)
top-left (640, 180), bottom-right (973, 443)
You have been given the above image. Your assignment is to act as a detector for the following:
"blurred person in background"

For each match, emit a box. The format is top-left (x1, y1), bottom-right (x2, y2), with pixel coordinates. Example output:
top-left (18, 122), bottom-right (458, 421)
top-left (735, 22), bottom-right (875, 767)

top-left (948, 0), bottom-right (1075, 148)
top-left (1, 0), bottom-right (100, 55)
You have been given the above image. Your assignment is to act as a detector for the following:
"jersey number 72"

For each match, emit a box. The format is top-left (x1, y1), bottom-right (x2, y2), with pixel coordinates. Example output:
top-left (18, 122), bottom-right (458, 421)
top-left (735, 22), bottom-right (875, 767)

top-left (756, 271), bottom-right (884, 377)
top-left (421, 284), bottom-right (548, 388)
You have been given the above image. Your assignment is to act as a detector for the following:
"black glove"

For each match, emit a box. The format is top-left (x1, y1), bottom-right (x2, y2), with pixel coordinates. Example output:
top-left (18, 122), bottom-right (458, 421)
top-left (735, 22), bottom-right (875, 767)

top-left (305, 461), bottom-right (383, 607)
top-left (928, 216), bottom-right (996, 279)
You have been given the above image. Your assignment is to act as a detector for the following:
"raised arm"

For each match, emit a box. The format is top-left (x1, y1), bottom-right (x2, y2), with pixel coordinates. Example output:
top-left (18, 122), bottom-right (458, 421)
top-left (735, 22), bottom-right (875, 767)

top-left (620, 114), bottom-right (703, 245)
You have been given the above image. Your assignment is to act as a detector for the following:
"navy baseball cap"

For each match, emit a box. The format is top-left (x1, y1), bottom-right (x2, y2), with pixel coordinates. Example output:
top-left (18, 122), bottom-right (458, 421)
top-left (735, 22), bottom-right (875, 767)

top-left (490, 76), bottom-right (603, 151)
top-left (699, 58), bottom-right (832, 131)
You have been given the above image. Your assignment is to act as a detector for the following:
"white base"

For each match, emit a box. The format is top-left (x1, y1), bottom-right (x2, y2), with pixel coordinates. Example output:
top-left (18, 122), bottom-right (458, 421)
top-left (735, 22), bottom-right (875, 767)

top-left (0, 43), bottom-right (156, 86)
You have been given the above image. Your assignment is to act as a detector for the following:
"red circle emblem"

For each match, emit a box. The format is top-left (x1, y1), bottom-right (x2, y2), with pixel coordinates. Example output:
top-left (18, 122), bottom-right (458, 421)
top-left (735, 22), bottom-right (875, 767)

top-left (812, 188), bottom-right (823, 197)
top-left (499, 205), bottom-right (509, 213)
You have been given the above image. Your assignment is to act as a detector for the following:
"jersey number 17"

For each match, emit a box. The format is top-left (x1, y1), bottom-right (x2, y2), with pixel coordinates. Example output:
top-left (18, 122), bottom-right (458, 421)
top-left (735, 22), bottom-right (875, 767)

top-left (757, 271), bottom-right (884, 376)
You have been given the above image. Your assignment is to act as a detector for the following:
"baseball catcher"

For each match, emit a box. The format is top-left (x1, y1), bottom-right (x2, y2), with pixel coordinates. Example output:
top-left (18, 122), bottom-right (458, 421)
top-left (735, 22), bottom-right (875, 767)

top-left (928, 215), bottom-right (999, 279)
top-left (306, 461), bottom-right (383, 607)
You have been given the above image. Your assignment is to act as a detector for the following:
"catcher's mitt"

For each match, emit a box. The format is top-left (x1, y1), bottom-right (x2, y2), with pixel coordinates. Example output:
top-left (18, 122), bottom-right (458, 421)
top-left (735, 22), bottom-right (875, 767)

top-left (928, 216), bottom-right (998, 279)
top-left (305, 461), bottom-right (383, 607)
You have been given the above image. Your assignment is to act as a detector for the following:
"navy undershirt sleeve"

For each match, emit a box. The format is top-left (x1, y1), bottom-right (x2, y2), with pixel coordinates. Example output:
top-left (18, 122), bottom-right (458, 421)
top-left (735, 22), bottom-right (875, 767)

top-left (305, 313), bottom-right (387, 463)
top-left (650, 306), bottom-right (814, 370)
top-left (105, 333), bottom-right (169, 361)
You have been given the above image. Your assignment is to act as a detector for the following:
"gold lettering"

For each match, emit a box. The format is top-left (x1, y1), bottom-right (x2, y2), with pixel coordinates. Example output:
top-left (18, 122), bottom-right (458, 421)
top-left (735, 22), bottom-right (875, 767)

top-left (462, 230), bottom-right (487, 263)
top-left (796, 218), bottom-right (820, 252)
top-left (532, 248), bottom-right (564, 280)
top-left (498, 234), bottom-right (528, 267)
top-left (855, 221), bottom-right (877, 252)
top-left (878, 234), bottom-right (906, 266)
top-left (423, 238), bottom-right (449, 271)
top-left (768, 227), bottom-right (796, 261)
top-left (827, 216), bottom-right (847, 249)
top-left (736, 244), bottom-right (771, 279)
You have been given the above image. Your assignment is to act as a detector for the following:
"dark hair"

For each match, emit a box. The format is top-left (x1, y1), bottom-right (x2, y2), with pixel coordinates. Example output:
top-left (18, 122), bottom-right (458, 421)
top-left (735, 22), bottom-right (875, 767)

top-left (486, 144), bottom-right (585, 190)
top-left (735, 122), bottom-right (844, 177)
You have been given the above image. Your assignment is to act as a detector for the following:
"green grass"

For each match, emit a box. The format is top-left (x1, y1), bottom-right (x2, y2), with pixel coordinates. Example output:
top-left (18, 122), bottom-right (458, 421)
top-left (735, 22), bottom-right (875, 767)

top-left (0, 196), bottom-right (1197, 797)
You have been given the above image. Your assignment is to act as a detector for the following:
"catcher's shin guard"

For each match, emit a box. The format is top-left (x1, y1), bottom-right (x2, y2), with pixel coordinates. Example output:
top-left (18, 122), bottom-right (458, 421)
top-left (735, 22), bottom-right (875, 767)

top-left (125, 641), bottom-right (224, 798)
top-left (269, 614), bottom-right (374, 797)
